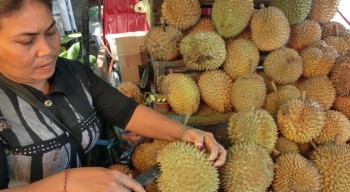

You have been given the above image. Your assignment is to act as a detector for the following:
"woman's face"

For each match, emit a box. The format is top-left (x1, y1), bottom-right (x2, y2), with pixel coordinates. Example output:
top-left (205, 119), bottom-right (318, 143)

top-left (0, 1), bottom-right (60, 85)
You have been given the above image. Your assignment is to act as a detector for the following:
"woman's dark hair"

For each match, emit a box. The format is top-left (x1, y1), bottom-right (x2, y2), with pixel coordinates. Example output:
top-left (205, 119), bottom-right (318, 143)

top-left (0, 0), bottom-right (53, 28)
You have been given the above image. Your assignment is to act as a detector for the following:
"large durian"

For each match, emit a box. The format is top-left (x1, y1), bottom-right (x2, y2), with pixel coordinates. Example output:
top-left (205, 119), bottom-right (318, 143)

top-left (117, 81), bottom-right (144, 104)
top-left (298, 76), bottom-right (336, 110)
top-left (311, 144), bottom-right (350, 191)
top-left (250, 5), bottom-right (290, 51)
top-left (277, 98), bottom-right (325, 144)
top-left (227, 109), bottom-right (278, 152)
top-left (329, 62), bottom-right (350, 96)
top-left (223, 39), bottom-right (260, 80)
top-left (158, 73), bottom-right (200, 115)
top-left (269, 0), bottom-right (312, 25)
top-left (309, 0), bottom-right (340, 23)
top-left (211, 0), bottom-right (254, 38)
top-left (273, 153), bottom-right (321, 192)
top-left (145, 26), bottom-right (182, 61)
top-left (314, 110), bottom-right (350, 145)
top-left (220, 143), bottom-right (274, 192)
top-left (180, 31), bottom-right (226, 71)
top-left (161, 0), bottom-right (201, 30)
top-left (156, 141), bottom-right (219, 192)
top-left (188, 17), bottom-right (215, 34)
top-left (300, 46), bottom-right (335, 78)
top-left (263, 48), bottom-right (303, 85)
top-left (288, 19), bottom-right (322, 50)
top-left (198, 70), bottom-right (233, 113)
top-left (274, 137), bottom-right (299, 155)
top-left (334, 96), bottom-right (350, 119)
top-left (230, 73), bottom-right (267, 112)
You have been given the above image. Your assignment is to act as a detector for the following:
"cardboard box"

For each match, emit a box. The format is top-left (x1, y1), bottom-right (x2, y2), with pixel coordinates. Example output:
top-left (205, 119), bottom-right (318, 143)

top-left (105, 31), bottom-right (147, 84)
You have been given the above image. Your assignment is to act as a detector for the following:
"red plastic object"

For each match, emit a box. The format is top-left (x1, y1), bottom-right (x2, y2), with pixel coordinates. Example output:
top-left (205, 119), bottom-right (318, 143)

top-left (102, 0), bottom-right (149, 45)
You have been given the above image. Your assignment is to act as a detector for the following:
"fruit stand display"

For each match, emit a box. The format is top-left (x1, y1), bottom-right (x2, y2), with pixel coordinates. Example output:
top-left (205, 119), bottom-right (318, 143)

top-left (112, 0), bottom-right (350, 191)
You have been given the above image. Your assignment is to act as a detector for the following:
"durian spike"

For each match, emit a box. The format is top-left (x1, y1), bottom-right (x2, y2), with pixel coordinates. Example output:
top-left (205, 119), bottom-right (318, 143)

top-left (267, 164), bottom-right (275, 173)
top-left (301, 91), bottom-right (306, 102)
top-left (310, 140), bottom-right (318, 150)
top-left (272, 149), bottom-right (280, 157)
top-left (335, 134), bottom-right (343, 146)
top-left (183, 114), bottom-right (191, 126)
top-left (259, 4), bottom-right (265, 9)
top-left (287, 57), bottom-right (299, 64)
top-left (271, 81), bottom-right (278, 93)
top-left (250, 106), bottom-right (256, 111)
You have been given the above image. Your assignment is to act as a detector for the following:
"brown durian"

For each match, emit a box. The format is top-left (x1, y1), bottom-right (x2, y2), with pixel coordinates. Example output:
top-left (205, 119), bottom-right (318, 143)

top-left (117, 81), bottom-right (144, 104)
top-left (288, 19), bottom-right (322, 51)
top-left (329, 62), bottom-right (350, 96)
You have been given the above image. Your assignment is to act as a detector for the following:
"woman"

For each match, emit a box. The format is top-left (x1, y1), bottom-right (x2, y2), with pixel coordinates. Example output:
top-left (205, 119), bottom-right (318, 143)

top-left (0, 0), bottom-right (226, 191)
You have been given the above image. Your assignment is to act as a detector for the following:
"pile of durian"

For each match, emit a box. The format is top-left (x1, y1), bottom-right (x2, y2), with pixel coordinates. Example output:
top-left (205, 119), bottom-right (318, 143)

top-left (113, 0), bottom-right (350, 191)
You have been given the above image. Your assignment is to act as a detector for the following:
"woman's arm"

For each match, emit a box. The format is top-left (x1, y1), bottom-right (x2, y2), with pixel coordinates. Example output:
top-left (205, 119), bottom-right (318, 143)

top-left (125, 105), bottom-right (227, 167)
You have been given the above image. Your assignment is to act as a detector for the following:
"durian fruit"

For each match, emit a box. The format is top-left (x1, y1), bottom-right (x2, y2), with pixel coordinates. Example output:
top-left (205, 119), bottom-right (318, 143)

top-left (145, 26), bottom-right (182, 61)
top-left (198, 70), bottom-right (233, 113)
top-left (131, 142), bottom-right (157, 172)
top-left (298, 76), bottom-right (336, 110)
top-left (220, 143), bottom-right (274, 192)
top-left (308, 39), bottom-right (339, 59)
top-left (300, 46), bottom-right (335, 78)
top-left (156, 141), bottom-right (219, 192)
top-left (250, 5), bottom-right (290, 51)
top-left (273, 153), bottom-right (321, 192)
top-left (145, 182), bottom-right (159, 192)
top-left (288, 19), bottom-right (322, 51)
top-left (232, 27), bottom-right (251, 40)
top-left (211, 0), bottom-right (254, 38)
top-left (334, 96), bottom-right (350, 119)
top-left (188, 17), bottom-right (215, 34)
top-left (117, 81), bottom-right (144, 104)
top-left (263, 48), bottom-right (303, 85)
top-left (264, 83), bottom-right (301, 117)
top-left (321, 21), bottom-right (348, 39)
top-left (158, 73), bottom-right (200, 115)
top-left (298, 142), bottom-right (313, 157)
top-left (257, 71), bottom-right (276, 94)
top-left (324, 36), bottom-right (350, 55)
top-left (311, 144), bottom-right (350, 191)
top-left (228, 109), bottom-right (278, 152)
top-left (108, 164), bottom-right (135, 177)
top-left (313, 110), bottom-right (350, 145)
top-left (230, 73), bottom-right (267, 112)
top-left (329, 62), bottom-right (350, 96)
top-left (277, 97), bottom-right (325, 144)
top-left (275, 137), bottom-right (299, 155)
top-left (223, 39), bottom-right (259, 80)
top-left (180, 31), bottom-right (226, 71)
top-left (161, 0), bottom-right (201, 30)
top-left (309, 0), bottom-right (340, 23)
top-left (269, 0), bottom-right (312, 25)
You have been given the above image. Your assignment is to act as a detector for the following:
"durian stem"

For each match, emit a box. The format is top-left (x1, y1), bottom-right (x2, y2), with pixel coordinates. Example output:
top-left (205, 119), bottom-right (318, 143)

top-left (334, 24), bottom-right (339, 37)
top-left (183, 114), bottom-right (191, 126)
top-left (310, 140), bottom-right (318, 150)
top-left (301, 91), bottom-right (306, 102)
top-left (271, 81), bottom-right (278, 92)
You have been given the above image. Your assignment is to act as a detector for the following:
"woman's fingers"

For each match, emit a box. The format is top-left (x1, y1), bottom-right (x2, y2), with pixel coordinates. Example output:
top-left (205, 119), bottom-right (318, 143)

top-left (114, 171), bottom-right (145, 192)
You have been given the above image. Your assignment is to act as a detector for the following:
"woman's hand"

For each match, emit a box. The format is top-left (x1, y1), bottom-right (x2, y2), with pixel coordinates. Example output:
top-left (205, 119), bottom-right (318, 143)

top-left (181, 128), bottom-right (227, 168)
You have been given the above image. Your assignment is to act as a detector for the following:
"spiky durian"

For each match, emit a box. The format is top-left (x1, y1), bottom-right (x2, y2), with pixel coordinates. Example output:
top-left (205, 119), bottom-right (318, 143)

top-left (230, 74), bottom-right (267, 112)
top-left (161, 0), bottom-right (201, 30)
top-left (257, 71), bottom-right (276, 94)
top-left (277, 99), bottom-right (325, 143)
top-left (250, 6), bottom-right (290, 51)
top-left (198, 70), bottom-right (233, 113)
top-left (231, 27), bottom-right (251, 40)
top-left (298, 76), bottom-right (336, 110)
top-left (288, 19), bottom-right (322, 50)
top-left (330, 62), bottom-right (350, 96)
top-left (309, 0), bottom-right (340, 23)
top-left (108, 164), bottom-right (135, 177)
top-left (211, 0), bottom-right (254, 38)
top-left (334, 96), bottom-right (350, 119)
top-left (131, 142), bottom-right (158, 172)
top-left (159, 73), bottom-right (200, 115)
top-left (311, 144), bottom-right (350, 191)
top-left (275, 137), bottom-right (299, 155)
top-left (321, 21), bottom-right (348, 39)
top-left (273, 153), bottom-right (321, 192)
top-left (145, 26), bottom-right (182, 61)
top-left (223, 39), bottom-right (259, 80)
top-left (263, 48), bottom-right (303, 85)
top-left (314, 110), bottom-right (350, 145)
top-left (189, 17), bottom-right (215, 34)
top-left (117, 81), bottom-right (143, 104)
top-left (264, 84), bottom-right (301, 116)
top-left (269, 0), bottom-right (312, 25)
top-left (324, 36), bottom-right (350, 55)
top-left (308, 39), bottom-right (339, 58)
top-left (156, 141), bottom-right (219, 192)
top-left (180, 31), bottom-right (226, 71)
top-left (220, 143), bottom-right (274, 192)
top-left (228, 109), bottom-right (278, 152)
top-left (300, 47), bottom-right (335, 78)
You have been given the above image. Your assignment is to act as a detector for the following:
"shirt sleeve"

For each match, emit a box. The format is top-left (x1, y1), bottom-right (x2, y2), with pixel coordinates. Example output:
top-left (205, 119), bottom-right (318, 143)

top-left (0, 140), bottom-right (9, 189)
top-left (79, 63), bottom-right (139, 129)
